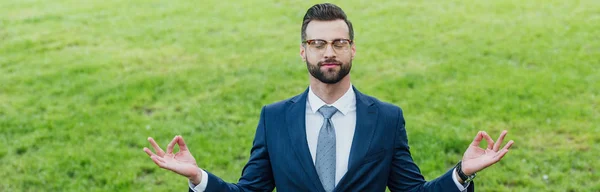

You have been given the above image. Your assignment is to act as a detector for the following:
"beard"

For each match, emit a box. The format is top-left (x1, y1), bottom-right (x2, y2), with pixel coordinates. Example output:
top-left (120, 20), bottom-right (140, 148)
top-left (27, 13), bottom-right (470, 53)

top-left (306, 59), bottom-right (352, 84)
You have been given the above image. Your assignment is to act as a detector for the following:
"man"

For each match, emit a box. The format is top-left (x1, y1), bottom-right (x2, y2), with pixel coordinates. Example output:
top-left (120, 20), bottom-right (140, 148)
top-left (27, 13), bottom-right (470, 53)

top-left (144, 3), bottom-right (514, 192)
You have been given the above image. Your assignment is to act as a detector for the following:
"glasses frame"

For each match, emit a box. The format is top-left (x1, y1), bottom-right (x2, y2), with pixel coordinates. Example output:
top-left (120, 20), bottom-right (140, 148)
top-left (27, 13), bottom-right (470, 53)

top-left (302, 38), bottom-right (354, 53)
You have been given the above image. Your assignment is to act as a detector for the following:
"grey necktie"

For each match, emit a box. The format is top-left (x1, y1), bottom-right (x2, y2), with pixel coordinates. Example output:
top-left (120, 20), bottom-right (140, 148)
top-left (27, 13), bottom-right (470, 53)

top-left (315, 105), bottom-right (338, 192)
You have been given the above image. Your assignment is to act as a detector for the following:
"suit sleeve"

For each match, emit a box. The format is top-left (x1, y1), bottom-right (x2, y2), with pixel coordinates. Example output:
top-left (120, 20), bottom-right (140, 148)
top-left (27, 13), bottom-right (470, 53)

top-left (387, 108), bottom-right (474, 192)
top-left (189, 106), bottom-right (275, 192)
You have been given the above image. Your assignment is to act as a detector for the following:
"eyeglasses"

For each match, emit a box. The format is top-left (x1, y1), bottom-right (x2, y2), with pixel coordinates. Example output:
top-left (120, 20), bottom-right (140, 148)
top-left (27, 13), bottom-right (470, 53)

top-left (302, 39), bottom-right (353, 53)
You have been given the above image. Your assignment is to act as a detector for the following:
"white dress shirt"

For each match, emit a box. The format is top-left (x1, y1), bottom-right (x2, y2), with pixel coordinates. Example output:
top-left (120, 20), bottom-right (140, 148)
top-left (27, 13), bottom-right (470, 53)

top-left (306, 85), bottom-right (357, 186)
top-left (190, 85), bottom-right (468, 191)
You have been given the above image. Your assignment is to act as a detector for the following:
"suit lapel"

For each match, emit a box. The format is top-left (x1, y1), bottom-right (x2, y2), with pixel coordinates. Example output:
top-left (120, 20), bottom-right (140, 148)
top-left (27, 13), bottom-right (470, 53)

top-left (335, 87), bottom-right (378, 190)
top-left (286, 88), bottom-right (326, 192)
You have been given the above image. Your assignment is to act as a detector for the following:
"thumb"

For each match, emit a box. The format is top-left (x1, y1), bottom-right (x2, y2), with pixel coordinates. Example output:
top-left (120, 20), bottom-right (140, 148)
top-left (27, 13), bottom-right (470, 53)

top-left (177, 135), bottom-right (190, 151)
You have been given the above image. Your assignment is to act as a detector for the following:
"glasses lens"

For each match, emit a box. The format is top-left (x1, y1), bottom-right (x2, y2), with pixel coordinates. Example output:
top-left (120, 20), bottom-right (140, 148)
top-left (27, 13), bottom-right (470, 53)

top-left (333, 39), bottom-right (349, 47)
top-left (333, 39), bottom-right (350, 51)
top-left (310, 40), bottom-right (327, 50)
top-left (306, 39), bottom-right (351, 53)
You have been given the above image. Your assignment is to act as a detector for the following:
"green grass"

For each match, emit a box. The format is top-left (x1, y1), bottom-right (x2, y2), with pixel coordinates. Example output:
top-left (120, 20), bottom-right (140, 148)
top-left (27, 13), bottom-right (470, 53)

top-left (1, 0), bottom-right (599, 191)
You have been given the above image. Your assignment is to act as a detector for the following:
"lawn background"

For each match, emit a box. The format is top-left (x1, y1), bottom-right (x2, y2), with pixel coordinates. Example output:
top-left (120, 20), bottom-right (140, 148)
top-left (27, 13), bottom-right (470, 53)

top-left (1, 0), bottom-right (599, 191)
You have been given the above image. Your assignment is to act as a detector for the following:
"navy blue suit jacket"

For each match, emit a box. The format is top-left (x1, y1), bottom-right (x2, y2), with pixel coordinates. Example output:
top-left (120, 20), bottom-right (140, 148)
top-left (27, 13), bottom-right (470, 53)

top-left (193, 87), bottom-right (475, 192)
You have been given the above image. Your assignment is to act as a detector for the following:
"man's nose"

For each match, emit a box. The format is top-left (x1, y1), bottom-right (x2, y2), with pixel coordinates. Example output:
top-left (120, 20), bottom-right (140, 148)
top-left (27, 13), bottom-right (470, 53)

top-left (322, 44), bottom-right (336, 58)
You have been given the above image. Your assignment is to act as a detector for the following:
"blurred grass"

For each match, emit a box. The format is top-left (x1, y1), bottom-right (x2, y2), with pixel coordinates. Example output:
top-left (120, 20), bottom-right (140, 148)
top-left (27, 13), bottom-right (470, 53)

top-left (1, 0), bottom-right (599, 191)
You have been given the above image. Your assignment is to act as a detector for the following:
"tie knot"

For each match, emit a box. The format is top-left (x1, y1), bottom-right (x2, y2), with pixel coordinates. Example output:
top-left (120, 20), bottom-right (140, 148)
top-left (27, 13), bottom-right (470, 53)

top-left (318, 105), bottom-right (338, 119)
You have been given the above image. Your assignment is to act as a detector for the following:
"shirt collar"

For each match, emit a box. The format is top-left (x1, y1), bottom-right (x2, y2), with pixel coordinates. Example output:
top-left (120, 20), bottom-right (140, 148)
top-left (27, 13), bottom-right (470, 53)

top-left (307, 84), bottom-right (356, 116)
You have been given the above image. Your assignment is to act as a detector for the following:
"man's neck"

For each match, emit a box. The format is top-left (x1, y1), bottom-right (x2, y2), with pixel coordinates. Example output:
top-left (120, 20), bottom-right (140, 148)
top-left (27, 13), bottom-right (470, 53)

top-left (309, 75), bottom-right (351, 104)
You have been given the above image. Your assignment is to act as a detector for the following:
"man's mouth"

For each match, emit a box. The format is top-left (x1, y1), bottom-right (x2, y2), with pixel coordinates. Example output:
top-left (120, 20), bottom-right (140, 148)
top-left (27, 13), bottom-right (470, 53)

top-left (320, 62), bottom-right (341, 68)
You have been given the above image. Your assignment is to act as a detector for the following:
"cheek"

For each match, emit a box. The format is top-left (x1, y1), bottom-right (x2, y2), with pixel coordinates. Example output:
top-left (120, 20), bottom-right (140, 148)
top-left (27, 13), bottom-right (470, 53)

top-left (339, 55), bottom-right (353, 63)
top-left (306, 54), bottom-right (320, 64)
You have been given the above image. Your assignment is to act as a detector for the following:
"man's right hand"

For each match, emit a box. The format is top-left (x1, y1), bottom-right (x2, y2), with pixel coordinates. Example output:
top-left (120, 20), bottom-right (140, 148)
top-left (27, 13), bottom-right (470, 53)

top-left (143, 135), bottom-right (203, 185)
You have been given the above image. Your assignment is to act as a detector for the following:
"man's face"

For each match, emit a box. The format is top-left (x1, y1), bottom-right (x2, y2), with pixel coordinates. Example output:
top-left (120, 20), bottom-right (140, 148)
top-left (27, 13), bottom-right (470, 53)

top-left (301, 19), bottom-right (356, 84)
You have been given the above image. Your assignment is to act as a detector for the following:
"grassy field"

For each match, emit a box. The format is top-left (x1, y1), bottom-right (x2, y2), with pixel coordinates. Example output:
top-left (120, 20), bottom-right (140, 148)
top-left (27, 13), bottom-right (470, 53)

top-left (1, 0), bottom-right (599, 191)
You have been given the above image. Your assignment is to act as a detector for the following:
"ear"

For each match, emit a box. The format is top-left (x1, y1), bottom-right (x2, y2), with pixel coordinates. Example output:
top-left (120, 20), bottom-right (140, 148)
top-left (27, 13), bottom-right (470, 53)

top-left (351, 43), bottom-right (356, 60)
top-left (300, 44), bottom-right (307, 62)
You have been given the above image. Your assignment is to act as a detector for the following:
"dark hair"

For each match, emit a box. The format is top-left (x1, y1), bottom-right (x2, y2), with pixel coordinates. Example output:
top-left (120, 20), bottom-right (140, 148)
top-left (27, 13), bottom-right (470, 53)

top-left (301, 3), bottom-right (354, 42)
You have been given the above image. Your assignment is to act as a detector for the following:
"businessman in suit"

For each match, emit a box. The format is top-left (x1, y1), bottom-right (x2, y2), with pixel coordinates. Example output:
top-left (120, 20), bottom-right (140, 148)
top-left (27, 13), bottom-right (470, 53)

top-left (143, 3), bottom-right (514, 191)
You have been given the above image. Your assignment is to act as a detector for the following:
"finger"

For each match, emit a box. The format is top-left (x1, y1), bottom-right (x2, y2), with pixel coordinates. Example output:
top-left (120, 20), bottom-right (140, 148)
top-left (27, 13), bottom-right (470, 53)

top-left (166, 136), bottom-right (178, 154)
top-left (493, 130), bottom-right (508, 152)
top-left (153, 155), bottom-right (166, 163)
top-left (143, 147), bottom-right (157, 157)
top-left (493, 149), bottom-right (510, 161)
top-left (151, 155), bottom-right (168, 168)
top-left (148, 137), bottom-right (165, 156)
top-left (177, 135), bottom-right (189, 151)
top-left (144, 148), bottom-right (167, 164)
top-left (501, 140), bottom-right (515, 151)
top-left (482, 131), bottom-right (495, 150)
top-left (470, 131), bottom-right (484, 147)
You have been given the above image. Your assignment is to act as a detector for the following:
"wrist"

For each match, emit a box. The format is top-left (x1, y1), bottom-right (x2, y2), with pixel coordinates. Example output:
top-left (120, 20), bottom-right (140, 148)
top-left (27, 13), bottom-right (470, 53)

top-left (455, 161), bottom-right (476, 184)
top-left (189, 168), bottom-right (202, 185)
top-left (460, 161), bottom-right (474, 176)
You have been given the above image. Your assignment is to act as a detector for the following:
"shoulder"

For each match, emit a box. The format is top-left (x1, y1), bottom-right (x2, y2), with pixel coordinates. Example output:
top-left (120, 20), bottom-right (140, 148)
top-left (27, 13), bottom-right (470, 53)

top-left (261, 89), bottom-right (307, 114)
top-left (359, 92), bottom-right (404, 116)
top-left (360, 93), bottom-right (407, 130)
top-left (263, 98), bottom-right (291, 112)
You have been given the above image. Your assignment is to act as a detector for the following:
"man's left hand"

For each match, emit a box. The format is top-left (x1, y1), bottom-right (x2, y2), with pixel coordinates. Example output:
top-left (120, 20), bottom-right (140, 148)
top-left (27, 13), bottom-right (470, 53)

top-left (460, 130), bottom-right (514, 176)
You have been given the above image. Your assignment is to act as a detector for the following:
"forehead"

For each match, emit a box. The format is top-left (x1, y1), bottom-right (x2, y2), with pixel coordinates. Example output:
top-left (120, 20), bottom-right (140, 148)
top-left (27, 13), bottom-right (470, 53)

top-left (305, 19), bottom-right (349, 40)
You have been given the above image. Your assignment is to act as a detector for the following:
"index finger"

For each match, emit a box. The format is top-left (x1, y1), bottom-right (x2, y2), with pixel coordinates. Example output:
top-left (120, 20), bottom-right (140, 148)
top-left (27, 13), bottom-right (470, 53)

top-left (482, 131), bottom-right (495, 150)
top-left (470, 131), bottom-right (484, 147)
top-left (166, 136), bottom-right (178, 154)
